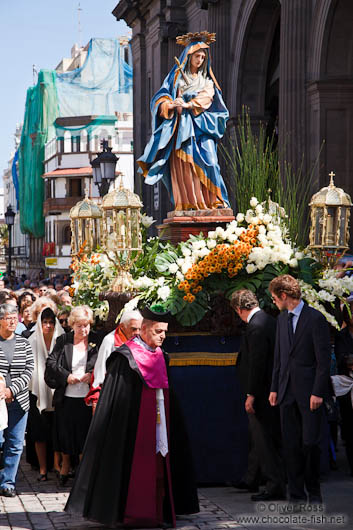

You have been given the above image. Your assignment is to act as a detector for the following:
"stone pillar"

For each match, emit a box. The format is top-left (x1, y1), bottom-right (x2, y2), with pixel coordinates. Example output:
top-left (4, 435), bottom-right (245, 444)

top-left (279, 0), bottom-right (313, 175)
top-left (207, 0), bottom-right (230, 102)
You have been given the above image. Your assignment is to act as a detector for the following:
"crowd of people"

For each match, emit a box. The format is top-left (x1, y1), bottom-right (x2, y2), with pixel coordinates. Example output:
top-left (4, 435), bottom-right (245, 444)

top-left (231, 274), bottom-right (353, 506)
top-left (0, 270), bottom-right (352, 527)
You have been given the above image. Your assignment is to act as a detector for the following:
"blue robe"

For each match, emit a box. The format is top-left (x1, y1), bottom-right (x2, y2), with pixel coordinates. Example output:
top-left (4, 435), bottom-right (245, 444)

top-left (137, 41), bottom-right (230, 209)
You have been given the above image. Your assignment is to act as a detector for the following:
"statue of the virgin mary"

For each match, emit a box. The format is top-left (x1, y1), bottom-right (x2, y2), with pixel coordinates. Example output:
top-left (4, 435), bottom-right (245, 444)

top-left (138, 31), bottom-right (230, 211)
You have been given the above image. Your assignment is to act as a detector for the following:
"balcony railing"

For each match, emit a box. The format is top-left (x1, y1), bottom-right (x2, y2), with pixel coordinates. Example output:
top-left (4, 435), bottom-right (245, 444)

top-left (43, 196), bottom-right (84, 215)
top-left (4, 246), bottom-right (28, 257)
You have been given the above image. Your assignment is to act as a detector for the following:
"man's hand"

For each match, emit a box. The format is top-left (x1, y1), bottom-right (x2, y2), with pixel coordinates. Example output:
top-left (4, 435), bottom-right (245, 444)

top-left (245, 395), bottom-right (255, 414)
top-left (269, 392), bottom-right (278, 406)
top-left (310, 395), bottom-right (323, 411)
top-left (4, 388), bottom-right (13, 404)
top-left (67, 374), bottom-right (81, 385)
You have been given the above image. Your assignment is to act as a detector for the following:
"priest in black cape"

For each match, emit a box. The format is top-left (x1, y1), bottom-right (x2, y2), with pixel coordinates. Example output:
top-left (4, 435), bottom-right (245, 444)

top-left (65, 305), bottom-right (199, 528)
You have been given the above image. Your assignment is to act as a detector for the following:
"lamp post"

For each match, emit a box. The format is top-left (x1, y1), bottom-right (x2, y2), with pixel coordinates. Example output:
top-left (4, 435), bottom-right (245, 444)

top-left (91, 139), bottom-right (119, 197)
top-left (5, 205), bottom-right (15, 278)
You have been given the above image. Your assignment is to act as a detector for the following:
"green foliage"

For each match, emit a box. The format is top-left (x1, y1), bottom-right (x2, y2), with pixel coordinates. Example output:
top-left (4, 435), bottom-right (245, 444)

top-left (221, 107), bottom-right (318, 247)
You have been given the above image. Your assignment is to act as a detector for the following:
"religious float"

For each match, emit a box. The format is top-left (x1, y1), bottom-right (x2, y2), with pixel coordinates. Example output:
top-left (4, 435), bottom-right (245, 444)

top-left (69, 167), bottom-right (353, 483)
top-left (68, 28), bottom-right (353, 483)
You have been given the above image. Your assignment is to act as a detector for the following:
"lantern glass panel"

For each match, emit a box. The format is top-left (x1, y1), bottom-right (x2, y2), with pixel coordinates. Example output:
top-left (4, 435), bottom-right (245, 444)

top-left (101, 161), bottom-right (115, 182)
top-left (326, 206), bottom-right (337, 246)
top-left (131, 210), bottom-right (139, 249)
top-left (339, 208), bottom-right (347, 246)
top-left (314, 207), bottom-right (324, 245)
top-left (117, 211), bottom-right (127, 249)
top-left (92, 164), bottom-right (102, 185)
top-left (74, 220), bottom-right (80, 252)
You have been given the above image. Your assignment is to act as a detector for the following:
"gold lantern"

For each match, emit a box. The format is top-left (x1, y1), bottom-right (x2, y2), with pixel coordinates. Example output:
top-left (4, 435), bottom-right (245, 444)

top-left (70, 196), bottom-right (103, 255)
top-left (309, 171), bottom-right (352, 267)
top-left (102, 186), bottom-right (143, 291)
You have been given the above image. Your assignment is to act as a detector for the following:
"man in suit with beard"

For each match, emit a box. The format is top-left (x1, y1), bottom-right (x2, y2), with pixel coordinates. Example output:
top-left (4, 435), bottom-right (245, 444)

top-left (231, 289), bottom-right (285, 501)
top-left (269, 275), bottom-right (330, 504)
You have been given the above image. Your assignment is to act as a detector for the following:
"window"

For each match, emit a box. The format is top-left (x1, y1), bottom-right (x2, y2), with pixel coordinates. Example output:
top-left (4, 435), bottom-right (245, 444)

top-left (71, 136), bottom-right (81, 153)
top-left (69, 178), bottom-right (82, 197)
top-left (62, 225), bottom-right (71, 245)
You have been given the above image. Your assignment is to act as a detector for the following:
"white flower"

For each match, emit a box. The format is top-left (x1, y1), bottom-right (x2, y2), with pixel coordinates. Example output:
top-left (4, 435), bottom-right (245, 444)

top-left (157, 285), bottom-right (171, 301)
top-left (227, 234), bottom-right (237, 244)
top-left (141, 214), bottom-right (156, 228)
top-left (255, 204), bottom-right (263, 214)
top-left (176, 271), bottom-right (184, 281)
top-left (258, 225), bottom-right (266, 235)
top-left (157, 276), bottom-right (165, 286)
top-left (123, 296), bottom-right (139, 312)
top-left (177, 258), bottom-right (185, 267)
top-left (199, 247), bottom-right (210, 257)
top-left (207, 239), bottom-right (217, 249)
top-left (263, 214), bottom-right (272, 225)
top-left (246, 264), bottom-right (257, 274)
top-left (215, 226), bottom-right (226, 239)
top-left (208, 231), bottom-right (217, 240)
top-left (289, 258), bottom-right (298, 268)
top-left (295, 251), bottom-right (304, 260)
top-left (236, 213), bottom-right (244, 223)
top-left (250, 197), bottom-right (258, 207)
top-left (182, 262), bottom-right (192, 275)
top-left (251, 216), bottom-right (259, 225)
top-left (168, 263), bottom-right (179, 274)
top-left (182, 247), bottom-right (191, 257)
top-left (245, 211), bottom-right (253, 224)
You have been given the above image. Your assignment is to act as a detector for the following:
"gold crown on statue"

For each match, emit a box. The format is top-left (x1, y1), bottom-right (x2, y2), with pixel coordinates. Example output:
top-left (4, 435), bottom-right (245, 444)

top-left (176, 31), bottom-right (216, 47)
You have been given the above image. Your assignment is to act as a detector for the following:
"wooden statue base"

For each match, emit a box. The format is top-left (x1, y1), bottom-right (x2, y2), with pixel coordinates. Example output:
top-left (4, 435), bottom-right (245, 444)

top-left (157, 208), bottom-right (235, 244)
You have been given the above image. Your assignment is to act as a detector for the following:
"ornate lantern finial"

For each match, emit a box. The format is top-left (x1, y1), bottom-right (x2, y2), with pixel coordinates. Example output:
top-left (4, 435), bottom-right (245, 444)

top-left (69, 196), bottom-right (103, 256)
top-left (309, 171), bottom-right (352, 267)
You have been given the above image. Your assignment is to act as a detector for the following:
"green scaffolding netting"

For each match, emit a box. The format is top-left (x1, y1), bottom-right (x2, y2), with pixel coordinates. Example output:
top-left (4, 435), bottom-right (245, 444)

top-left (18, 38), bottom-right (133, 237)
top-left (19, 70), bottom-right (58, 237)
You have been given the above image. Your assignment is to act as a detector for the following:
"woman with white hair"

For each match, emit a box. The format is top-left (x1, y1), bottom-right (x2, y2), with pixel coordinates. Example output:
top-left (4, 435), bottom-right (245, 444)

top-left (44, 305), bottom-right (99, 486)
top-left (85, 310), bottom-right (142, 414)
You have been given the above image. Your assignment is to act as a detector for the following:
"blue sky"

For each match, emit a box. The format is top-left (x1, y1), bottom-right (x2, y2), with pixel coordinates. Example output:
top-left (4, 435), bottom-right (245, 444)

top-left (0, 1), bottom-right (128, 182)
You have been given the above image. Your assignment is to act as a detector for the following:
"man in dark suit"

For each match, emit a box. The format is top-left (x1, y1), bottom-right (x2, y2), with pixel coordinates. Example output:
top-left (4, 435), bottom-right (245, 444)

top-left (231, 289), bottom-right (285, 501)
top-left (269, 275), bottom-right (331, 504)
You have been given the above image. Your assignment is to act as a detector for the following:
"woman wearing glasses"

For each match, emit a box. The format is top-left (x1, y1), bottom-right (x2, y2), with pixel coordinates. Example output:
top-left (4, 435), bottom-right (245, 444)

top-left (0, 304), bottom-right (34, 497)
top-left (45, 306), bottom-right (99, 486)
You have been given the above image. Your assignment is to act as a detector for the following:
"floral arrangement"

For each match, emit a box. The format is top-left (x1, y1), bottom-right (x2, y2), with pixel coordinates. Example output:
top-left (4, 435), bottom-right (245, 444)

top-left (70, 202), bottom-right (353, 329)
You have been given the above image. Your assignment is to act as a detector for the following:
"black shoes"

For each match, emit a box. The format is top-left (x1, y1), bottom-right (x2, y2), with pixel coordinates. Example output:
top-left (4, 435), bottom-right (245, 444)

top-left (0, 487), bottom-right (16, 497)
top-left (37, 473), bottom-right (48, 482)
top-left (59, 474), bottom-right (69, 487)
top-left (251, 489), bottom-right (286, 501)
top-left (232, 480), bottom-right (259, 493)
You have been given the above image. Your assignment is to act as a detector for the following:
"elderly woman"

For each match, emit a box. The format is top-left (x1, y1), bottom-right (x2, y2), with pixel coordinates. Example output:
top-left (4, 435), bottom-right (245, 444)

top-left (27, 307), bottom-right (64, 481)
top-left (44, 306), bottom-right (99, 486)
top-left (0, 303), bottom-right (34, 497)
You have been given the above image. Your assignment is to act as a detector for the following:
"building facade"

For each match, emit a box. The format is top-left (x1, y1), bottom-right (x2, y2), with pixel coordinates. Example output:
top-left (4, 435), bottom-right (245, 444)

top-left (113, 0), bottom-right (353, 227)
top-left (2, 124), bottom-right (30, 276)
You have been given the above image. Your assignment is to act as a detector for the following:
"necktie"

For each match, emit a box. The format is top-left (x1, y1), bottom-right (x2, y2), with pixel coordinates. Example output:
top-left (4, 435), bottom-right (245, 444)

top-left (288, 313), bottom-right (294, 345)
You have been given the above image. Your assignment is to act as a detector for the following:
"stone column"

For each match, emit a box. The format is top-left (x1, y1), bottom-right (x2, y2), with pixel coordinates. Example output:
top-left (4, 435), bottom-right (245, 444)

top-left (207, 0), bottom-right (230, 103)
top-left (279, 0), bottom-right (313, 176)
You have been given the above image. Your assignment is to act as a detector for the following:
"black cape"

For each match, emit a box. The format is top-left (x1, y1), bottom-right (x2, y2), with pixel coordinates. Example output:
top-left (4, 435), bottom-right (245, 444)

top-left (65, 344), bottom-right (199, 526)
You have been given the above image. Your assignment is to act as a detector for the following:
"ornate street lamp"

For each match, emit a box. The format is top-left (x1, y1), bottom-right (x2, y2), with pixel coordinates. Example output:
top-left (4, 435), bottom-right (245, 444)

top-left (91, 139), bottom-right (119, 197)
top-left (309, 171), bottom-right (352, 267)
top-left (5, 205), bottom-right (15, 277)
top-left (69, 196), bottom-right (103, 255)
top-left (102, 186), bottom-right (143, 291)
